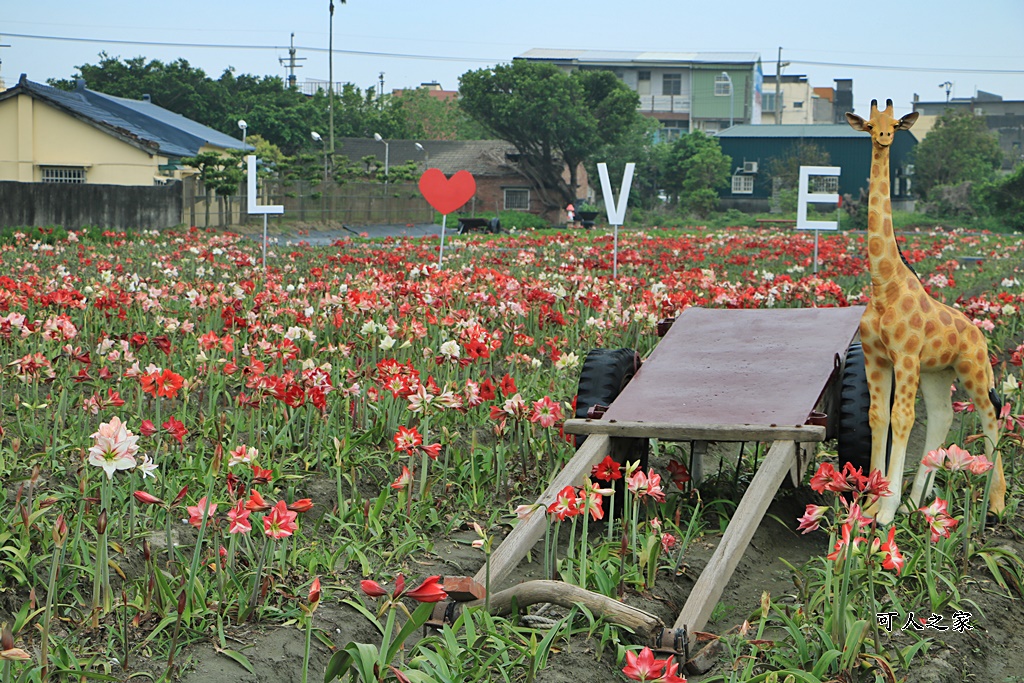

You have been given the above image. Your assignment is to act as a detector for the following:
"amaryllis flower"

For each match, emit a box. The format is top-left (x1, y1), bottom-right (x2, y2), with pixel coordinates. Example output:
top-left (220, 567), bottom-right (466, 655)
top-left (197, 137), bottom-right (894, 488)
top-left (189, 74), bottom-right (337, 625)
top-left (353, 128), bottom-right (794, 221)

top-left (287, 498), bottom-right (314, 513)
top-left (162, 416), bottom-right (188, 444)
top-left (263, 500), bottom-right (298, 539)
top-left (227, 499), bottom-right (252, 534)
top-left (548, 485), bottom-right (580, 520)
top-left (391, 465), bottom-right (414, 490)
top-left (228, 445), bottom-right (258, 467)
top-left (360, 577), bottom-right (395, 598)
top-left (140, 419), bottom-right (158, 437)
top-left (666, 459), bottom-right (691, 489)
top-left (592, 455), bottom-right (623, 482)
top-left (186, 497), bottom-right (218, 529)
top-left (498, 373), bottom-right (517, 397)
top-left (826, 522), bottom-right (864, 561)
top-left (920, 498), bottom-right (959, 542)
top-left (839, 498), bottom-right (873, 527)
top-left (251, 465), bottom-right (273, 486)
top-left (403, 575), bottom-right (448, 603)
top-left (133, 490), bottom-right (164, 506)
top-left (245, 489), bottom-right (272, 512)
top-left (942, 444), bottom-right (975, 472)
top-left (661, 533), bottom-right (678, 553)
top-left (627, 469), bottom-right (666, 503)
top-left (879, 527), bottom-right (905, 574)
top-left (621, 646), bottom-right (668, 682)
top-left (968, 454), bottom-right (994, 475)
top-left (141, 368), bottom-right (185, 399)
top-left (796, 504), bottom-right (829, 534)
top-left (137, 455), bottom-right (158, 479)
top-left (529, 396), bottom-right (563, 428)
top-left (308, 576), bottom-right (321, 605)
top-left (861, 469), bottom-right (892, 503)
top-left (393, 426), bottom-right (423, 453)
top-left (88, 416), bottom-right (140, 479)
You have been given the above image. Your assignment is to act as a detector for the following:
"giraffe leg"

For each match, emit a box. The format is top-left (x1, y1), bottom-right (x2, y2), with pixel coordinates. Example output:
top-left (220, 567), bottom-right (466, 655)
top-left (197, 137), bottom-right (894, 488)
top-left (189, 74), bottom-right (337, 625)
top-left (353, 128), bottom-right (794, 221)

top-left (965, 380), bottom-right (1005, 517)
top-left (862, 342), bottom-right (893, 478)
top-left (908, 369), bottom-right (956, 510)
top-left (875, 360), bottom-right (921, 525)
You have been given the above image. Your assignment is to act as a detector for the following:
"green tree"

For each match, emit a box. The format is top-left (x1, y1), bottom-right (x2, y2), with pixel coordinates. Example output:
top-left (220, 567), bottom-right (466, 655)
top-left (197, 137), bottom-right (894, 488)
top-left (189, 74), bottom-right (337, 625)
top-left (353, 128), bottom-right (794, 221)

top-left (180, 151), bottom-right (244, 227)
top-left (765, 140), bottom-right (831, 191)
top-left (912, 110), bottom-right (1002, 199)
top-left (586, 116), bottom-right (662, 208)
top-left (458, 62), bottom-right (641, 210)
top-left (661, 132), bottom-right (732, 218)
top-left (392, 88), bottom-right (486, 140)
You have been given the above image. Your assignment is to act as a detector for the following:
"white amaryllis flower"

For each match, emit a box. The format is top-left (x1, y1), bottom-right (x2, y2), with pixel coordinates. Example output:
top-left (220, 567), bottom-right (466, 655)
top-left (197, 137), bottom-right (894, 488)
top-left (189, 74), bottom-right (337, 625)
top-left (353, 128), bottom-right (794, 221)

top-left (439, 340), bottom-right (460, 359)
top-left (137, 455), bottom-right (158, 479)
top-left (88, 416), bottom-right (140, 479)
top-left (1003, 374), bottom-right (1019, 394)
top-left (555, 352), bottom-right (580, 371)
top-left (228, 445), bottom-right (258, 468)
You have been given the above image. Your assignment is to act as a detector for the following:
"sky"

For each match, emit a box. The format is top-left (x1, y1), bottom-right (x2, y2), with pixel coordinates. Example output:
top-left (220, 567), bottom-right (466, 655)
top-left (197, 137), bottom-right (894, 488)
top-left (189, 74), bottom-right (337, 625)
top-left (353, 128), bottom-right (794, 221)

top-left (3, 0), bottom-right (1023, 120)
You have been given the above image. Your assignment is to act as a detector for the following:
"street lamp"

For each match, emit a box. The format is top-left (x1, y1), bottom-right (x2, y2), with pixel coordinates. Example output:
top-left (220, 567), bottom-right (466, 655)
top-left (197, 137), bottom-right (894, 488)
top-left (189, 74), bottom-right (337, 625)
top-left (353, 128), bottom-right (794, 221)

top-left (311, 131), bottom-right (327, 184)
top-left (414, 142), bottom-right (428, 166)
top-left (720, 72), bottom-right (734, 129)
top-left (238, 119), bottom-right (248, 146)
top-left (373, 133), bottom-right (389, 188)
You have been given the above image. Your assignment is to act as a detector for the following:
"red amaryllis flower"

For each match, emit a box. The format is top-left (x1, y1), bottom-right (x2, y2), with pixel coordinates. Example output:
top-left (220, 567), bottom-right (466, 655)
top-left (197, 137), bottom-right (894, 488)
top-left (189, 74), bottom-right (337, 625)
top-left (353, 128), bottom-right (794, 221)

top-left (129, 332), bottom-right (148, 349)
top-left (391, 465), bottom-right (414, 490)
top-left (394, 426), bottom-right (423, 453)
top-left (666, 459), bottom-right (691, 489)
top-left (186, 497), bottom-right (218, 529)
top-left (499, 374), bottom-right (517, 397)
top-left (879, 526), bottom-right (904, 574)
top-left (141, 368), bottom-right (185, 399)
top-left (404, 575), bottom-right (448, 603)
top-left (548, 485), bottom-right (580, 520)
top-left (621, 646), bottom-right (669, 682)
top-left (796, 504), bottom-right (828, 534)
top-left (288, 498), bottom-right (314, 513)
top-left (360, 577), bottom-right (393, 598)
top-left (133, 490), bottom-right (164, 506)
top-left (251, 465), bottom-right (273, 486)
top-left (591, 455), bottom-right (622, 482)
top-left (529, 396), bottom-right (563, 428)
top-left (140, 419), bottom-right (158, 436)
top-left (162, 416), bottom-right (188, 444)
top-left (152, 335), bottom-right (173, 356)
top-left (245, 489), bottom-right (272, 512)
top-left (263, 500), bottom-right (298, 539)
top-left (308, 576), bottom-right (321, 605)
top-left (479, 378), bottom-right (496, 401)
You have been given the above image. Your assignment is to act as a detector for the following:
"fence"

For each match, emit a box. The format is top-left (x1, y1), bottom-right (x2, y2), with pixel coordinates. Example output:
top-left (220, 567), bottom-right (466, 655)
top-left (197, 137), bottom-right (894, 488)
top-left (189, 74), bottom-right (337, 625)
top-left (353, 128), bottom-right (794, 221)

top-left (190, 179), bottom-right (436, 229)
top-left (0, 180), bottom-right (183, 230)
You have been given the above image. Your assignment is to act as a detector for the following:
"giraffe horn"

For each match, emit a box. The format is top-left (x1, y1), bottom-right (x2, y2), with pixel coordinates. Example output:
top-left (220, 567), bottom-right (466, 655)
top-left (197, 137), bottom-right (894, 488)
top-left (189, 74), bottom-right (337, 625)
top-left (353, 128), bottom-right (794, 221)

top-left (870, 99), bottom-right (879, 115)
top-left (884, 98), bottom-right (894, 114)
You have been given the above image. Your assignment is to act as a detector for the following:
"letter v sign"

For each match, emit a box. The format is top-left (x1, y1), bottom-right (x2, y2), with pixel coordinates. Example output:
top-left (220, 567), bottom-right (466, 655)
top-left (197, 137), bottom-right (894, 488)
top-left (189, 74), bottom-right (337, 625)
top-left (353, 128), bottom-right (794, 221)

top-left (596, 162), bottom-right (635, 278)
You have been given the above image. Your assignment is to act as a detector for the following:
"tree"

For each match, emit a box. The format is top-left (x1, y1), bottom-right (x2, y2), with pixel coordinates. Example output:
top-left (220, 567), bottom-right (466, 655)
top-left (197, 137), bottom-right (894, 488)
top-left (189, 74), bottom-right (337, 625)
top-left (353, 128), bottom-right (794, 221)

top-left (765, 140), bottom-right (831, 191)
top-left (912, 110), bottom-right (1003, 199)
top-left (660, 132), bottom-right (732, 218)
top-left (180, 151), bottom-right (244, 227)
top-left (458, 61), bottom-right (641, 210)
top-left (391, 88), bottom-right (486, 140)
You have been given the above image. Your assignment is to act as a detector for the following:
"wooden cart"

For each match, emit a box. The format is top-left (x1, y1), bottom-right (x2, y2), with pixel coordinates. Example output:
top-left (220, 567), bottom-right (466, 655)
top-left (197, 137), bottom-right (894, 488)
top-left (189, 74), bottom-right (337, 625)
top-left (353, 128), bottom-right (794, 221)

top-left (471, 305), bottom-right (866, 648)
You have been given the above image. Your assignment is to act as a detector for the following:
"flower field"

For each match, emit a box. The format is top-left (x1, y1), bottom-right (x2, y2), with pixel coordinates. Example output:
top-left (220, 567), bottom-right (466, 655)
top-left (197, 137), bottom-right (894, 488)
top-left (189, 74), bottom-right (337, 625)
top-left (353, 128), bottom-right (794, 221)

top-left (2, 224), bottom-right (1024, 682)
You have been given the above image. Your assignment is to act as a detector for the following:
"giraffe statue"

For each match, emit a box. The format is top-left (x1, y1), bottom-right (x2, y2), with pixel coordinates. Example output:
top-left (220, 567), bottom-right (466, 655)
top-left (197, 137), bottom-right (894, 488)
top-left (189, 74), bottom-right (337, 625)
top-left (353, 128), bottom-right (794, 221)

top-left (846, 99), bottom-right (1005, 525)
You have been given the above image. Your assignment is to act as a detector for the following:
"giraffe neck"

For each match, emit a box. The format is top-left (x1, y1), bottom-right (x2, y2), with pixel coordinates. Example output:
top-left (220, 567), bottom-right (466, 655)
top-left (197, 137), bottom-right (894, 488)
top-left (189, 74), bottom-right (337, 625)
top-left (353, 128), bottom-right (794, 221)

top-left (866, 144), bottom-right (906, 292)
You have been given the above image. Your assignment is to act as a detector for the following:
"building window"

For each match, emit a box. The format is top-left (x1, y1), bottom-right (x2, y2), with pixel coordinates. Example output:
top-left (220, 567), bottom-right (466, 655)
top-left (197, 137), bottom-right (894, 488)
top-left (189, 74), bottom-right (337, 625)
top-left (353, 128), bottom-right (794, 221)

top-left (763, 91), bottom-right (782, 114)
top-left (662, 73), bottom-right (682, 96)
top-left (657, 122), bottom-right (686, 142)
top-left (793, 100), bottom-right (804, 109)
top-left (41, 167), bottom-right (86, 184)
top-left (809, 175), bottom-right (839, 194)
top-left (638, 71), bottom-right (651, 82)
top-left (731, 175), bottom-right (754, 194)
top-left (504, 188), bottom-right (530, 211)
top-left (715, 74), bottom-right (732, 96)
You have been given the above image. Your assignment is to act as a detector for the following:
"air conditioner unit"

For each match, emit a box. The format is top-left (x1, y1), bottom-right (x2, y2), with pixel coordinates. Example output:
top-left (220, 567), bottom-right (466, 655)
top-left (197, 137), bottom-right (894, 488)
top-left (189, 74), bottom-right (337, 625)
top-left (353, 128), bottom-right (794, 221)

top-left (743, 161), bottom-right (758, 174)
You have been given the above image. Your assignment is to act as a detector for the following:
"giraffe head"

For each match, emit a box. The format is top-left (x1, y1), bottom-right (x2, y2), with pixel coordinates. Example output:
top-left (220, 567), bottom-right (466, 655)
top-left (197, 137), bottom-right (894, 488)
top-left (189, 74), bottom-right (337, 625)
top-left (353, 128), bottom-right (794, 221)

top-left (846, 99), bottom-right (919, 148)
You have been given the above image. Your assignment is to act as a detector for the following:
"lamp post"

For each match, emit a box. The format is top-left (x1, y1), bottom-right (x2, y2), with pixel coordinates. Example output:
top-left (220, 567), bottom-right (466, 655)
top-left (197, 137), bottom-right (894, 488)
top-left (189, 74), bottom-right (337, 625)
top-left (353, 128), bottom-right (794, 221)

top-left (238, 119), bottom-right (248, 146)
top-left (720, 72), bottom-right (734, 129)
top-left (373, 133), bottom-right (389, 189)
top-left (311, 131), bottom-right (327, 184)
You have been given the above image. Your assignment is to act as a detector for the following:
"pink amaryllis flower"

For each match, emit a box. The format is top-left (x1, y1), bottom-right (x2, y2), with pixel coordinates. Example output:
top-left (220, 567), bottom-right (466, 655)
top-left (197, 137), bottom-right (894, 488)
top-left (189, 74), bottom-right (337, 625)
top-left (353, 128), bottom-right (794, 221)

top-left (263, 500), bottom-right (298, 539)
top-left (548, 485), bottom-right (580, 521)
top-left (621, 646), bottom-right (668, 682)
top-left (627, 469), bottom-right (666, 503)
top-left (796, 504), bottom-right (829, 534)
top-left (942, 444), bottom-right (975, 472)
top-left (879, 527), bottom-right (905, 574)
top-left (920, 498), bottom-right (959, 542)
top-left (227, 499), bottom-right (252, 534)
top-left (88, 416), bottom-right (140, 479)
top-left (529, 396), bottom-right (563, 428)
top-left (186, 497), bottom-right (218, 529)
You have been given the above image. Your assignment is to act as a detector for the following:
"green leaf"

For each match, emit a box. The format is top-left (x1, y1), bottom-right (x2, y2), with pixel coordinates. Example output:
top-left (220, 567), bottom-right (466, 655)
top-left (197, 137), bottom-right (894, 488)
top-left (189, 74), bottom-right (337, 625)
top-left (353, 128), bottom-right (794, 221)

top-left (216, 647), bottom-right (256, 675)
top-left (324, 649), bottom-right (353, 683)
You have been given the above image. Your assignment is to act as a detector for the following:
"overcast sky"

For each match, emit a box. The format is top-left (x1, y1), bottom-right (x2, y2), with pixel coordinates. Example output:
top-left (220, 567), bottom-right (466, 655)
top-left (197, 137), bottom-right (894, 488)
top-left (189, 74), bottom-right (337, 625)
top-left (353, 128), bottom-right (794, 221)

top-left (3, 0), bottom-right (1022, 118)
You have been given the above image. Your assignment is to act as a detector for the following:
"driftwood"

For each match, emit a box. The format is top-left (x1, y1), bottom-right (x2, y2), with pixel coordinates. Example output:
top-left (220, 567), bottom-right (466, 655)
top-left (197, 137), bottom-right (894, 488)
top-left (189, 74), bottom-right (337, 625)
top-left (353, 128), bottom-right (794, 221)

top-left (470, 579), bottom-right (665, 642)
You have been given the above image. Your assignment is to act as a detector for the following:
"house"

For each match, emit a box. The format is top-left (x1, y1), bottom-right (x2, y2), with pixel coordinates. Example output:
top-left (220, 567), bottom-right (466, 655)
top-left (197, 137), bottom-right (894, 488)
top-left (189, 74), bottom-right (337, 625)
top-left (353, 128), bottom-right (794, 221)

top-left (516, 48), bottom-right (763, 140)
top-left (912, 91), bottom-right (1024, 170)
top-left (335, 137), bottom-right (588, 221)
top-left (0, 74), bottom-right (251, 186)
top-left (759, 76), bottom-right (850, 125)
top-left (715, 124), bottom-right (918, 212)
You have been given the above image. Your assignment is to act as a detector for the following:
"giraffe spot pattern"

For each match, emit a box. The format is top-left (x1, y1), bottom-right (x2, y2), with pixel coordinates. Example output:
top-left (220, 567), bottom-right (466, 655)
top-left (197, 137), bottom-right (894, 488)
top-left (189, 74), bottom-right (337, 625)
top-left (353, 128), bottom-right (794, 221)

top-left (939, 310), bottom-right (953, 326)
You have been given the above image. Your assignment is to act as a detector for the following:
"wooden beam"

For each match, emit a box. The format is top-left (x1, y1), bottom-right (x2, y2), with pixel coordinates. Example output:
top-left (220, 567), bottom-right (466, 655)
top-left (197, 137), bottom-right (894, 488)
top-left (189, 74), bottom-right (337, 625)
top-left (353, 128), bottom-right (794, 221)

top-left (476, 434), bottom-right (611, 591)
top-left (562, 418), bottom-right (825, 443)
top-left (673, 440), bottom-right (796, 639)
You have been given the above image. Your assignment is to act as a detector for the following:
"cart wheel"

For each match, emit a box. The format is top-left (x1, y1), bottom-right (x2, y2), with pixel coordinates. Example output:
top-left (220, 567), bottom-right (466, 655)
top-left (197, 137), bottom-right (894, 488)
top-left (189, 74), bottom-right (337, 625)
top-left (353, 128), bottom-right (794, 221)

top-left (573, 348), bottom-right (641, 449)
top-left (837, 342), bottom-right (890, 475)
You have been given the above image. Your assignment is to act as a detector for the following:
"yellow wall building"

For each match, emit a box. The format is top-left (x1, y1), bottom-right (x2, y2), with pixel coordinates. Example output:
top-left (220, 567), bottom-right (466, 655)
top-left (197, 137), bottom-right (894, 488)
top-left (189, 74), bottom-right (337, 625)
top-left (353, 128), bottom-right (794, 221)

top-left (0, 75), bottom-right (251, 186)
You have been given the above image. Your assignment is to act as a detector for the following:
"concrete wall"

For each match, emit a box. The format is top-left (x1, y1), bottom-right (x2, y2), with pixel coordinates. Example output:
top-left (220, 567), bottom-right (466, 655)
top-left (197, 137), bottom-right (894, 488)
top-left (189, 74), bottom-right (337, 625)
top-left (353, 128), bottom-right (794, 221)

top-left (0, 180), bottom-right (183, 229)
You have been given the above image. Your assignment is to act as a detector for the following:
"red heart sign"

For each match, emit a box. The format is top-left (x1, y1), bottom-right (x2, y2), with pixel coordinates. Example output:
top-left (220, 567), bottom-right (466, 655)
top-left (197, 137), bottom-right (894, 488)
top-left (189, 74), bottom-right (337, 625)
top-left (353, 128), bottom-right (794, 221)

top-left (418, 168), bottom-right (476, 215)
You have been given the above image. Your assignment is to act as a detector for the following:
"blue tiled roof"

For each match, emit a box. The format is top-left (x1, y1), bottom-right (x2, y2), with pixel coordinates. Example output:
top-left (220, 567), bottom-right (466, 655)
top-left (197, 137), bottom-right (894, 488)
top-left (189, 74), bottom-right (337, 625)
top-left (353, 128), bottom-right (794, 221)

top-left (5, 75), bottom-right (253, 158)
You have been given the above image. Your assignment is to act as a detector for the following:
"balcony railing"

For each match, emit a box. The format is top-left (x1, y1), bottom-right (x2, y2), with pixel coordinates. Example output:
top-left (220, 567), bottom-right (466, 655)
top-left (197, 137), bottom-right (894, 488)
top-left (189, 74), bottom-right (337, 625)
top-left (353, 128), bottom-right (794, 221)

top-left (637, 95), bottom-right (691, 114)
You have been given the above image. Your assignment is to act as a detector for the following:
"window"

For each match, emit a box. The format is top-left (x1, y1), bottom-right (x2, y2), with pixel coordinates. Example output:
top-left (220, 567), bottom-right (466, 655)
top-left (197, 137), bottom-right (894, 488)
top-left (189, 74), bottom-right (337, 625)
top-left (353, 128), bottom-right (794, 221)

top-left (793, 100), bottom-right (804, 109)
top-left (504, 188), bottom-right (530, 211)
top-left (732, 175), bottom-right (754, 194)
top-left (638, 71), bottom-right (651, 82)
top-left (662, 73), bottom-right (682, 96)
top-left (715, 74), bottom-right (732, 96)
top-left (763, 91), bottom-right (782, 114)
top-left (657, 122), bottom-right (686, 142)
top-left (41, 167), bottom-right (86, 184)
top-left (809, 176), bottom-right (839, 194)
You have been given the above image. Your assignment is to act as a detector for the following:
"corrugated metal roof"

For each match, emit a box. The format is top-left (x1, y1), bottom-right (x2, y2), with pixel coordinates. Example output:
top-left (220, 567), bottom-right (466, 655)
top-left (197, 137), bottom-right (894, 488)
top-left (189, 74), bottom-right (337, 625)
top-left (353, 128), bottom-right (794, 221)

top-left (518, 48), bottom-right (759, 64)
top-left (3, 76), bottom-right (252, 158)
top-left (716, 124), bottom-right (864, 138)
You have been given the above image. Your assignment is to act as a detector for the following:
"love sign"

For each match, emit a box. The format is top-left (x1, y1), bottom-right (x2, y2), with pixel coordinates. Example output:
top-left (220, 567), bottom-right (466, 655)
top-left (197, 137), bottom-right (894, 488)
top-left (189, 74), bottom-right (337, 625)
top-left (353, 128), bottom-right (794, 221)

top-left (418, 169), bottom-right (476, 216)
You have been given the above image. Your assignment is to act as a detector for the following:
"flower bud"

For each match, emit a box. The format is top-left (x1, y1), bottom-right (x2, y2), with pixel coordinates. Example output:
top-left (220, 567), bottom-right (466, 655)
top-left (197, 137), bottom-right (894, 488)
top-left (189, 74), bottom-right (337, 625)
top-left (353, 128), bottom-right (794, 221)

top-left (134, 490), bottom-right (165, 506)
top-left (177, 589), bottom-right (187, 616)
top-left (52, 513), bottom-right (68, 548)
top-left (171, 485), bottom-right (189, 507)
top-left (97, 508), bottom-right (108, 535)
top-left (143, 539), bottom-right (152, 562)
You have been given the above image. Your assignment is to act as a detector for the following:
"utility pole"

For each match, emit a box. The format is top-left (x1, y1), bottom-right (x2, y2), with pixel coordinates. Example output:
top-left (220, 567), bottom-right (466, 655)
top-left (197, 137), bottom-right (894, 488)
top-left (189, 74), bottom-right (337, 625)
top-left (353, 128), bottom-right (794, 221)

top-left (0, 35), bottom-right (11, 91)
top-left (378, 72), bottom-right (385, 104)
top-left (279, 33), bottom-right (305, 89)
top-left (775, 47), bottom-right (782, 125)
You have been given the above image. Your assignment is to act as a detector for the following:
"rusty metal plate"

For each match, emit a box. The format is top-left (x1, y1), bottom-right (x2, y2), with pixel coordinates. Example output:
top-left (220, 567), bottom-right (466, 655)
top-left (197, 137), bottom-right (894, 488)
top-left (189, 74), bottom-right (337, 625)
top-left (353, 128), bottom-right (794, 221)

top-left (598, 306), bottom-right (865, 438)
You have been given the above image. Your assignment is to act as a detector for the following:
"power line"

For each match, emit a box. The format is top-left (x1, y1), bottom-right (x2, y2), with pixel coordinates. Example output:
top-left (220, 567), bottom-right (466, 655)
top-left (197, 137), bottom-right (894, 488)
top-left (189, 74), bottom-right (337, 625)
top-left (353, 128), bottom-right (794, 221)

top-left (2, 32), bottom-right (499, 64)
top-left (791, 59), bottom-right (1024, 75)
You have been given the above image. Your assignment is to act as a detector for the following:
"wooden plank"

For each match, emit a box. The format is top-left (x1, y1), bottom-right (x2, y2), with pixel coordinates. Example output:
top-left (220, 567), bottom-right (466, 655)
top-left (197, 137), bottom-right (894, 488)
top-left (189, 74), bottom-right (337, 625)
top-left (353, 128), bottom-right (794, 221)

top-left (476, 434), bottom-right (611, 591)
top-left (562, 418), bottom-right (825, 443)
top-left (673, 440), bottom-right (796, 639)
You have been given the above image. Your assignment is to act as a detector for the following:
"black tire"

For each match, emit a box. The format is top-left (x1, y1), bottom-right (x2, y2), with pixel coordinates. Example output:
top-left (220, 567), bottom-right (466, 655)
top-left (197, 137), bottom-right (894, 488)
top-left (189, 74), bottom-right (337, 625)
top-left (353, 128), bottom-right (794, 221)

top-left (574, 348), bottom-right (641, 449)
top-left (838, 342), bottom-right (890, 475)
